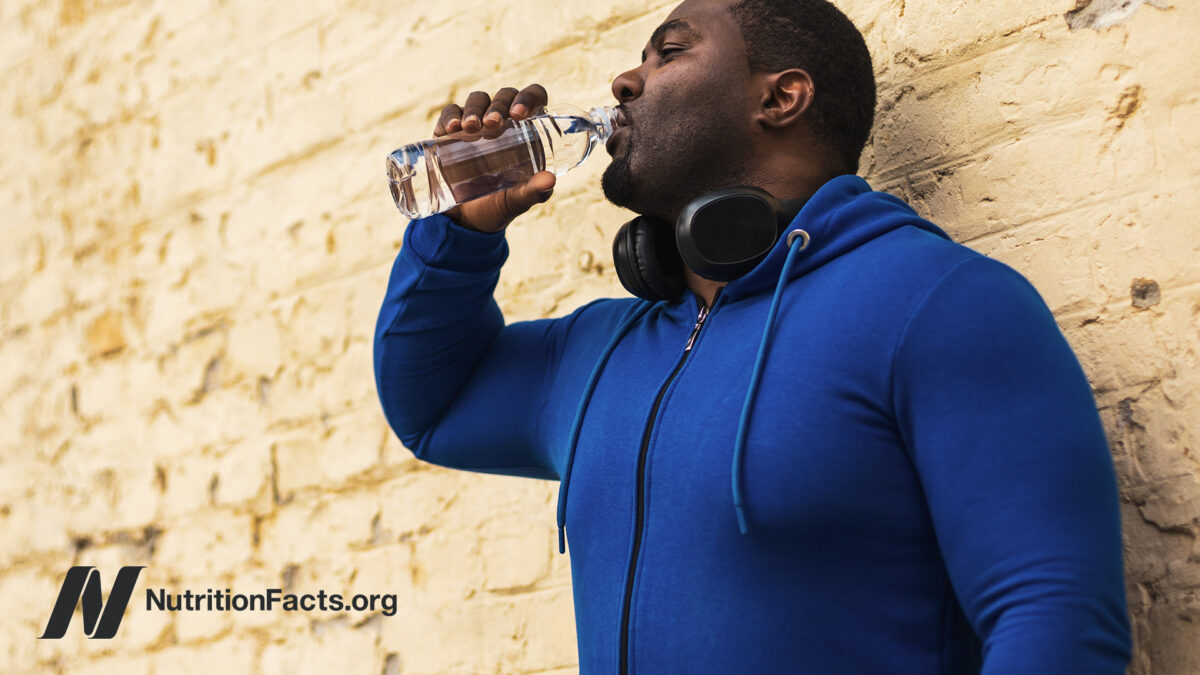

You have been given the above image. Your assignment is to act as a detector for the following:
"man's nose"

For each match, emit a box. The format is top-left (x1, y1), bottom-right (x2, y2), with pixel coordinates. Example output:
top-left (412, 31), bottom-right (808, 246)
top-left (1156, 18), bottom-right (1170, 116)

top-left (611, 66), bottom-right (644, 103)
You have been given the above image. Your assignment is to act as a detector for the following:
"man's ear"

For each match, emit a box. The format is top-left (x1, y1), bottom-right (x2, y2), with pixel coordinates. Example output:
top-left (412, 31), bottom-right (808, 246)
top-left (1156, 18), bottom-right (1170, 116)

top-left (753, 69), bottom-right (815, 130)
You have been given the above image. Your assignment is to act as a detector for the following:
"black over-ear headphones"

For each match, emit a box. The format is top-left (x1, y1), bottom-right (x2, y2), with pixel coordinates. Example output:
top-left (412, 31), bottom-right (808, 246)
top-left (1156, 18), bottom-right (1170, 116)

top-left (612, 186), bottom-right (807, 302)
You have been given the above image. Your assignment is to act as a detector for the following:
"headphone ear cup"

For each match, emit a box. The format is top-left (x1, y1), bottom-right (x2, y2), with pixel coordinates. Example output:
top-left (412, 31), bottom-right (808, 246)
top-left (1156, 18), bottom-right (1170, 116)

top-left (613, 217), bottom-right (687, 302)
top-left (676, 188), bottom-right (781, 282)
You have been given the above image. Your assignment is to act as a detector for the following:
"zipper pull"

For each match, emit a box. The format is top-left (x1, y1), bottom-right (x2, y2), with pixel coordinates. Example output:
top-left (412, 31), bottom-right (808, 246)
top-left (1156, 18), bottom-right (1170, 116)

top-left (684, 304), bottom-right (710, 352)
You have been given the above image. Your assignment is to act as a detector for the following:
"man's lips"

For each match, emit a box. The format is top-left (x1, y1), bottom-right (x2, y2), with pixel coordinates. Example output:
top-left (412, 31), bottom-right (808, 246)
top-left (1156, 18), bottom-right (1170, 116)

top-left (606, 108), bottom-right (631, 156)
top-left (606, 126), bottom-right (631, 156)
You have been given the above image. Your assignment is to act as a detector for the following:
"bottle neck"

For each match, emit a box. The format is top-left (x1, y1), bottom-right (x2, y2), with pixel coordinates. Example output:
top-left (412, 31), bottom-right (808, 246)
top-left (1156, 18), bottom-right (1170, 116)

top-left (537, 104), bottom-right (617, 143)
top-left (587, 105), bottom-right (618, 143)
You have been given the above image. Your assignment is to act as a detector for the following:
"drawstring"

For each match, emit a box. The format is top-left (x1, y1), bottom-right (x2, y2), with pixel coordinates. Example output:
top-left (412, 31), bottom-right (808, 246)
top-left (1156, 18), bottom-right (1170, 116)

top-left (732, 229), bottom-right (810, 534)
top-left (557, 301), bottom-right (656, 553)
top-left (557, 227), bottom-right (810, 548)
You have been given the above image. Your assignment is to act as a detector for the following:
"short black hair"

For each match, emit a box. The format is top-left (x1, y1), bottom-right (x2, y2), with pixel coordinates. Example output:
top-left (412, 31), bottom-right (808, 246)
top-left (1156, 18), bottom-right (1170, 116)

top-left (729, 0), bottom-right (876, 174)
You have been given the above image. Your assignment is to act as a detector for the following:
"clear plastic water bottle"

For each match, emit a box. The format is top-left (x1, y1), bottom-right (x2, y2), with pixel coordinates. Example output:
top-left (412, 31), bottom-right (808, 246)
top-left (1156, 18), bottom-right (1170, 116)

top-left (386, 105), bottom-right (618, 219)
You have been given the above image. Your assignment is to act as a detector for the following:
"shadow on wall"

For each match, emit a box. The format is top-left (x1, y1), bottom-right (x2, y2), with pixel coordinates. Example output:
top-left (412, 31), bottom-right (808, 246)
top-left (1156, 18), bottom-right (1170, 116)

top-left (862, 1), bottom-right (1199, 674)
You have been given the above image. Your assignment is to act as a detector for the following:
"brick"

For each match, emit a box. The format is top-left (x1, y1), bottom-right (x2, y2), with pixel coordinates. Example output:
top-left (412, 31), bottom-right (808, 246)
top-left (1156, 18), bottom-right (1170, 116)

top-left (259, 619), bottom-right (382, 675)
top-left (482, 587), bottom-right (579, 672)
top-left (225, 310), bottom-right (284, 379)
top-left (258, 492), bottom-right (376, 565)
top-left (0, 489), bottom-right (72, 565)
top-left (0, 567), bottom-right (65, 667)
top-left (210, 438), bottom-right (274, 509)
top-left (378, 603), bottom-right (489, 675)
top-left (146, 639), bottom-right (258, 675)
top-left (155, 510), bottom-right (255, 579)
top-left (269, 411), bottom-right (382, 497)
top-left (480, 526), bottom-right (553, 592)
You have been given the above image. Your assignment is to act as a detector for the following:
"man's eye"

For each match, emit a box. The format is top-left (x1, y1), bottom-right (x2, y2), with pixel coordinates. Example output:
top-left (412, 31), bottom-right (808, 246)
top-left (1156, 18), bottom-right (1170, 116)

top-left (660, 48), bottom-right (684, 61)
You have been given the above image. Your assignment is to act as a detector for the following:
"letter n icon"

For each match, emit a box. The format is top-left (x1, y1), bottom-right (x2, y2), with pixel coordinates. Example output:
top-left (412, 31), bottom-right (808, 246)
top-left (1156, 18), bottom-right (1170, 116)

top-left (39, 566), bottom-right (145, 639)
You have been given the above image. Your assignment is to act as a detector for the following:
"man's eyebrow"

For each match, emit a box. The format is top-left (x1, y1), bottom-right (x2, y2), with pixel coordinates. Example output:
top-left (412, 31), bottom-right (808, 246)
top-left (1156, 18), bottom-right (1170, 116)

top-left (640, 19), bottom-right (700, 63)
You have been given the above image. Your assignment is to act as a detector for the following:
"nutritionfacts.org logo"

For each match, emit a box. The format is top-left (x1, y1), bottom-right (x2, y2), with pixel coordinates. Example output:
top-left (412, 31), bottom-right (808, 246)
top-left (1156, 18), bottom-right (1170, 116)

top-left (40, 565), bottom-right (398, 639)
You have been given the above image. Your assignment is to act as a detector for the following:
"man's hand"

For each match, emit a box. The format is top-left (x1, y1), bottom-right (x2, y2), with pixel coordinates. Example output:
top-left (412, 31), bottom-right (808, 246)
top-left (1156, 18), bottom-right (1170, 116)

top-left (434, 84), bottom-right (557, 233)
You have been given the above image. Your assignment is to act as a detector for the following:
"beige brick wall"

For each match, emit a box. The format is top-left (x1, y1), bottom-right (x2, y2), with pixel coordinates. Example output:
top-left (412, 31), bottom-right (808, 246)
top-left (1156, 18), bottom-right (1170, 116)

top-left (1, 0), bottom-right (1196, 672)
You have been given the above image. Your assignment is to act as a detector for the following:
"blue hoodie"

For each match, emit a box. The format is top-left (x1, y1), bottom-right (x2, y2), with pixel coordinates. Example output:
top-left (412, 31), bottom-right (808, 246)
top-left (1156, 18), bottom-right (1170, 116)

top-left (373, 175), bottom-right (1131, 673)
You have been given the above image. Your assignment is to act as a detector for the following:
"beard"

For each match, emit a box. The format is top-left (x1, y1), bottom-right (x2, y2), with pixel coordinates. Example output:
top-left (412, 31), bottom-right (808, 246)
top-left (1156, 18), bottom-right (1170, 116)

top-left (601, 101), bottom-right (753, 223)
top-left (600, 150), bottom-right (640, 213)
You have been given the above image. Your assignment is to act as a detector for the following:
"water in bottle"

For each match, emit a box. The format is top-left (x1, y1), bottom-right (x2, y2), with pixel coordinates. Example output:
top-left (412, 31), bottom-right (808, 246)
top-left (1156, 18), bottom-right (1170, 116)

top-left (386, 105), bottom-right (618, 219)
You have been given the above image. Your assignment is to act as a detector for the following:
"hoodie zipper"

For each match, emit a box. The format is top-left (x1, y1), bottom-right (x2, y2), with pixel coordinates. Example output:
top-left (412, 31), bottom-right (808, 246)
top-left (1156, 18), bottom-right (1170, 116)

top-left (618, 291), bottom-right (719, 675)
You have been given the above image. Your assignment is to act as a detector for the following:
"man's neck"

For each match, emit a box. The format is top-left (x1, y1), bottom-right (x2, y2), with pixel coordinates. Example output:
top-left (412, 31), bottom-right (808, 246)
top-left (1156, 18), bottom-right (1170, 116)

top-left (685, 269), bottom-right (726, 309)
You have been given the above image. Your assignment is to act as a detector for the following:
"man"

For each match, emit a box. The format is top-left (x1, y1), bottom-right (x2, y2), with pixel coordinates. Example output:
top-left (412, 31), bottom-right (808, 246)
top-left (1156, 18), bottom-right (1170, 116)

top-left (373, 0), bottom-right (1132, 671)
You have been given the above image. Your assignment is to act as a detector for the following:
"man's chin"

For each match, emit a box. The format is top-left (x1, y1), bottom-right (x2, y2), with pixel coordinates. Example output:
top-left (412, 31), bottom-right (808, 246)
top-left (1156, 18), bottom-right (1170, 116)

top-left (601, 157), bottom-right (640, 212)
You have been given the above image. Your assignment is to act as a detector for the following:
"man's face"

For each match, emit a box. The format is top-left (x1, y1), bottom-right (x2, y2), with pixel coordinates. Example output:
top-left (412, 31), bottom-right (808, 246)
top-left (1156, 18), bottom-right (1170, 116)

top-left (601, 0), bottom-right (755, 222)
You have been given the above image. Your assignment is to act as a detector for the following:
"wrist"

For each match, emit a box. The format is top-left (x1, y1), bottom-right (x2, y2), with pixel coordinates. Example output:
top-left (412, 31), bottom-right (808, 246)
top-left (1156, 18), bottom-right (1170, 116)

top-left (405, 213), bottom-right (509, 272)
top-left (449, 217), bottom-right (485, 233)
top-left (449, 217), bottom-right (507, 235)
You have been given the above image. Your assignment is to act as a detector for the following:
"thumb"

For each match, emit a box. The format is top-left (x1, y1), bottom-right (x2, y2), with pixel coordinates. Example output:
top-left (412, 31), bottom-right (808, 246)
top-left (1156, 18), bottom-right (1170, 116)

top-left (502, 171), bottom-right (557, 218)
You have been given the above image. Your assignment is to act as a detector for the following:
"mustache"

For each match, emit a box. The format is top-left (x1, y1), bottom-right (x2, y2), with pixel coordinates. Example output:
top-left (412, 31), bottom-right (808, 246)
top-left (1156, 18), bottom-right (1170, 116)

top-left (616, 104), bottom-right (635, 127)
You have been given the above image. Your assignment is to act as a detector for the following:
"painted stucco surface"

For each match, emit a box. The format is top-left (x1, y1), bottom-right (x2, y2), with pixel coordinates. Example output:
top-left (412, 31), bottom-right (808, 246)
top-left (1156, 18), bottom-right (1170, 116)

top-left (1, 0), bottom-right (1197, 672)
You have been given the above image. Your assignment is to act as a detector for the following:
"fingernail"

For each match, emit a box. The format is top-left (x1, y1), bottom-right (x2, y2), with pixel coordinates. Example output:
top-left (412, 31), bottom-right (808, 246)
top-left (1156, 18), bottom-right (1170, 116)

top-left (511, 103), bottom-right (527, 117)
top-left (465, 114), bottom-right (480, 126)
top-left (484, 111), bottom-right (502, 125)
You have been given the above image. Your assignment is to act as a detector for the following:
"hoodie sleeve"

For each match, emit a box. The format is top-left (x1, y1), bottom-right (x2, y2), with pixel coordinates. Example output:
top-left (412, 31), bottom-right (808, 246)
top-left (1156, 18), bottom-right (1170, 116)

top-left (892, 255), bottom-right (1131, 673)
top-left (373, 213), bottom-right (564, 480)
